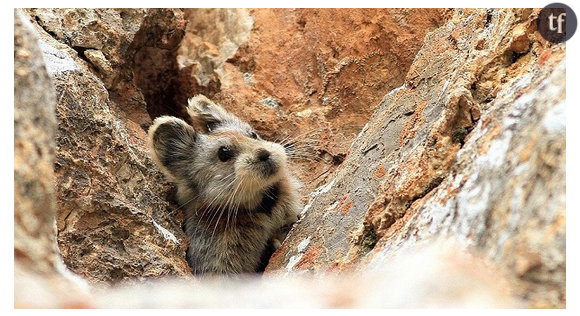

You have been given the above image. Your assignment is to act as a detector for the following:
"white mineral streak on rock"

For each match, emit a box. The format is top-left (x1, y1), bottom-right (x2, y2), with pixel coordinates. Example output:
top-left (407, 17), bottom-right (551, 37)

top-left (542, 100), bottom-right (566, 134)
top-left (285, 254), bottom-right (303, 271)
top-left (285, 237), bottom-right (311, 271)
top-left (153, 220), bottom-right (179, 244)
top-left (38, 40), bottom-right (79, 76)
top-left (297, 237), bottom-right (311, 252)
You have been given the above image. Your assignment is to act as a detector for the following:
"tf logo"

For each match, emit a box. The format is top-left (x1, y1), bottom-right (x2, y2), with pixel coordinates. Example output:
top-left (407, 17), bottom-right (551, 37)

top-left (538, 3), bottom-right (577, 43)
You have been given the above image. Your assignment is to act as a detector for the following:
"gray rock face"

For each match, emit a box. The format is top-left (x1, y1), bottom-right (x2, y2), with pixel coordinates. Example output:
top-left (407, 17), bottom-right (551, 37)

top-left (22, 8), bottom-right (192, 284)
top-left (27, 8), bottom-right (147, 88)
top-left (14, 8), bottom-right (59, 278)
top-left (366, 52), bottom-right (566, 309)
top-left (14, 9), bottom-right (90, 308)
top-left (268, 8), bottom-right (566, 308)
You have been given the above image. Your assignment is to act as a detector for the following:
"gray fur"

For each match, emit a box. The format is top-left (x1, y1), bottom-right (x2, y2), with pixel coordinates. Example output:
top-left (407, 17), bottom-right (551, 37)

top-left (148, 95), bottom-right (301, 275)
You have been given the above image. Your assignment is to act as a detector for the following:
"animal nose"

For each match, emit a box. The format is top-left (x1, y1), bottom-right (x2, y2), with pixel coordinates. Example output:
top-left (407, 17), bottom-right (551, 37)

top-left (256, 149), bottom-right (271, 161)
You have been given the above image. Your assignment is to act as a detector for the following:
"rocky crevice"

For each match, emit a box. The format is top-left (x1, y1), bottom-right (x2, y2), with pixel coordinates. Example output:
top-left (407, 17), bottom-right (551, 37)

top-left (129, 9), bottom-right (188, 122)
top-left (23, 8), bottom-right (193, 284)
top-left (267, 8), bottom-right (565, 308)
top-left (20, 7), bottom-right (450, 285)
top-left (357, 8), bottom-right (542, 251)
top-left (14, 8), bottom-right (565, 308)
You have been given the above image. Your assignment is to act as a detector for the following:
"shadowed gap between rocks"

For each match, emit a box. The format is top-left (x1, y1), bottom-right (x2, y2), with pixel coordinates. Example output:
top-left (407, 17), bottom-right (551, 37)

top-left (130, 9), bottom-right (188, 123)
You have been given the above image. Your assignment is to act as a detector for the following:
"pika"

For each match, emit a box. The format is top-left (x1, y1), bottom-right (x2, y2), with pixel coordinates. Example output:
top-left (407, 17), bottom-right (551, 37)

top-left (148, 95), bottom-right (301, 275)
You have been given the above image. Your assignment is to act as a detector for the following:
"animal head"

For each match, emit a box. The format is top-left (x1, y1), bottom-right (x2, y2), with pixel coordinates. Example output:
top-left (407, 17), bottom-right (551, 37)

top-left (148, 95), bottom-right (288, 208)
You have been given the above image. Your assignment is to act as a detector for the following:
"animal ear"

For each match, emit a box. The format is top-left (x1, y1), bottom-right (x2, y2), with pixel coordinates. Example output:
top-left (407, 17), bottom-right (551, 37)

top-left (186, 95), bottom-right (239, 133)
top-left (148, 116), bottom-right (197, 181)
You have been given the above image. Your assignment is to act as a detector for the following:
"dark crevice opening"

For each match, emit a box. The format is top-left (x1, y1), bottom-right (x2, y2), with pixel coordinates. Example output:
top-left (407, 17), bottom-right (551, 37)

top-left (71, 46), bottom-right (91, 64)
top-left (130, 10), bottom-right (188, 122)
top-left (129, 9), bottom-right (225, 126)
top-left (509, 50), bottom-right (528, 65)
top-left (34, 15), bottom-right (59, 39)
top-left (358, 224), bottom-right (379, 256)
top-left (484, 9), bottom-right (494, 28)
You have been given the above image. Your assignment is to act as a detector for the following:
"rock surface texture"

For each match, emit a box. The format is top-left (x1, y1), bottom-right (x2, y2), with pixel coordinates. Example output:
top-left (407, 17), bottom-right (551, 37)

top-left (14, 10), bottom-right (90, 308)
top-left (22, 8), bottom-right (191, 283)
top-left (268, 8), bottom-right (566, 308)
top-left (172, 8), bottom-right (453, 195)
top-left (14, 8), bottom-right (565, 308)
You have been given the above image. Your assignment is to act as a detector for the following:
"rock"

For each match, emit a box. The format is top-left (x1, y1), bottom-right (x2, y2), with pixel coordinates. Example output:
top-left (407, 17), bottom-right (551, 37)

top-left (268, 8), bottom-right (566, 308)
top-left (130, 9), bottom-right (187, 123)
top-left (30, 8), bottom-right (451, 204)
top-left (14, 8), bottom-right (58, 277)
top-left (92, 242), bottom-right (518, 308)
top-left (175, 8), bottom-right (452, 195)
top-left (175, 9), bottom-right (252, 97)
top-left (13, 8), bottom-right (566, 309)
top-left (22, 8), bottom-right (192, 284)
top-left (14, 8), bottom-right (90, 308)
top-left (27, 8), bottom-right (147, 88)
top-left (28, 8), bottom-right (187, 127)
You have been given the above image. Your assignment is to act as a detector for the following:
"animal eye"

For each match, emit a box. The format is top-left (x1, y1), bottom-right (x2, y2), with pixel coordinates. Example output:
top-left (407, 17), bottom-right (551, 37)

top-left (249, 131), bottom-right (258, 139)
top-left (218, 146), bottom-right (233, 162)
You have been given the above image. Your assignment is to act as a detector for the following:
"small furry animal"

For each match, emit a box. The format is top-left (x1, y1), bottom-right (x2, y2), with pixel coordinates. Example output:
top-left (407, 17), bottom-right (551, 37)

top-left (148, 95), bottom-right (301, 275)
